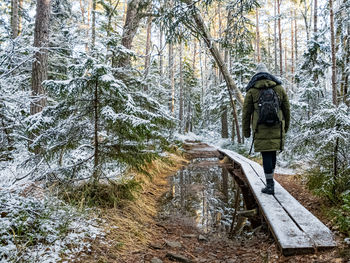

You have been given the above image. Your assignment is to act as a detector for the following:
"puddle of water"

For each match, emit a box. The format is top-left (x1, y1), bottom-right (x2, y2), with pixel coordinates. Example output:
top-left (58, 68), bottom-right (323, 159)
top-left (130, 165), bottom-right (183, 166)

top-left (162, 158), bottom-right (249, 236)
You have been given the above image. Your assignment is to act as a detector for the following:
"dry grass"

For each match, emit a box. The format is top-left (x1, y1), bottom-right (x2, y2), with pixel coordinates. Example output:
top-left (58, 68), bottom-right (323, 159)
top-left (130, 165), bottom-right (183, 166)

top-left (77, 152), bottom-right (188, 262)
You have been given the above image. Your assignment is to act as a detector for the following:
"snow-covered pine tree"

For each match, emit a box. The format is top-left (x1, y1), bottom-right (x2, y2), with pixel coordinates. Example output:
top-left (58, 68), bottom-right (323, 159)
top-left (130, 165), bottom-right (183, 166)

top-left (25, 57), bottom-right (174, 182)
top-left (293, 102), bottom-right (350, 202)
top-left (182, 60), bottom-right (200, 133)
top-left (49, 0), bottom-right (77, 80)
top-left (295, 30), bottom-right (330, 119)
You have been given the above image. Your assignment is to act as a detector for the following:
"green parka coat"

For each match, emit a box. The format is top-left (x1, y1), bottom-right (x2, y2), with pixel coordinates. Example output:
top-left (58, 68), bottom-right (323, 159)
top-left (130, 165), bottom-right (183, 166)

top-left (242, 73), bottom-right (290, 152)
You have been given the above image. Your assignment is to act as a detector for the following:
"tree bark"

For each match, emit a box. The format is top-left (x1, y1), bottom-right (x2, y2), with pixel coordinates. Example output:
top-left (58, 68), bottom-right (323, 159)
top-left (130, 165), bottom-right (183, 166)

top-left (284, 40), bottom-right (287, 76)
top-left (274, 0), bottom-right (278, 73)
top-left (294, 10), bottom-right (298, 66)
top-left (144, 15), bottom-right (152, 78)
top-left (233, 103), bottom-right (242, 143)
top-left (256, 8), bottom-right (261, 63)
top-left (268, 24), bottom-right (271, 68)
top-left (18, 0), bottom-right (23, 34)
top-left (221, 107), bottom-right (229, 138)
top-left (291, 11), bottom-right (294, 82)
top-left (302, 0), bottom-right (310, 42)
top-left (91, 0), bottom-right (96, 51)
top-left (79, 0), bottom-right (91, 52)
top-left (344, 24), bottom-right (350, 105)
top-left (231, 115), bottom-right (235, 142)
top-left (123, 0), bottom-right (127, 22)
top-left (199, 41), bottom-right (204, 105)
top-left (180, 0), bottom-right (244, 106)
top-left (93, 78), bottom-right (100, 182)
top-left (277, 0), bottom-right (283, 76)
top-left (192, 41), bottom-right (197, 70)
top-left (330, 0), bottom-right (337, 106)
top-left (159, 28), bottom-right (163, 75)
top-left (168, 43), bottom-right (175, 113)
top-left (117, 0), bottom-right (150, 67)
top-left (11, 0), bottom-right (19, 39)
top-left (179, 42), bottom-right (184, 132)
top-left (313, 0), bottom-right (317, 34)
top-left (31, 0), bottom-right (50, 115)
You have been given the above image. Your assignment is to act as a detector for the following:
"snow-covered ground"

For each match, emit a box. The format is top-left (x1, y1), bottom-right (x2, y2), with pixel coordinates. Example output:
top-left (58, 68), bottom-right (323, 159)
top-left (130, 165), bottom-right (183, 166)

top-left (0, 190), bottom-right (103, 262)
top-left (0, 149), bottom-right (104, 263)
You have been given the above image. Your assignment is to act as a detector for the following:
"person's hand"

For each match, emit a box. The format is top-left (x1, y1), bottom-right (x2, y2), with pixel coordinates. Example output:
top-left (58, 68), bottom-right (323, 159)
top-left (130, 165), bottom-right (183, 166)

top-left (244, 130), bottom-right (251, 138)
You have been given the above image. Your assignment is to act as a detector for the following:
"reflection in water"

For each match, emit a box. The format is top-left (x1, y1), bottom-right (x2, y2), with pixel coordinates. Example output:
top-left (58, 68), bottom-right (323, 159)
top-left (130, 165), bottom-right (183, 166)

top-left (162, 158), bottom-right (246, 236)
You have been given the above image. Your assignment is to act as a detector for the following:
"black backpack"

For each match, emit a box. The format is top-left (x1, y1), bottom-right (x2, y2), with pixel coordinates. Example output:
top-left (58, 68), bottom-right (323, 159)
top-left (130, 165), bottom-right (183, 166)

top-left (256, 86), bottom-right (280, 126)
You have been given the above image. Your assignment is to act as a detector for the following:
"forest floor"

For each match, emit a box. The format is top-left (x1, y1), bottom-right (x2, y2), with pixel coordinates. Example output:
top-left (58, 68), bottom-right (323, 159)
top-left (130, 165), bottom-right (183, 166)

top-left (79, 143), bottom-right (350, 263)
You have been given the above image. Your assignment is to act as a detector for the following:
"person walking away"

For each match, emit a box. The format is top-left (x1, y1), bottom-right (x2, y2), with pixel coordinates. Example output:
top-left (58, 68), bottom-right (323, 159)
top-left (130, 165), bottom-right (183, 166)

top-left (242, 63), bottom-right (290, 195)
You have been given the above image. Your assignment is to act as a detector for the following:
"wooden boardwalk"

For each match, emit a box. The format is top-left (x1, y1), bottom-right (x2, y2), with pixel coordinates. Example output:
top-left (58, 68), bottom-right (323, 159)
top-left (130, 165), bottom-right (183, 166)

top-left (217, 148), bottom-right (336, 256)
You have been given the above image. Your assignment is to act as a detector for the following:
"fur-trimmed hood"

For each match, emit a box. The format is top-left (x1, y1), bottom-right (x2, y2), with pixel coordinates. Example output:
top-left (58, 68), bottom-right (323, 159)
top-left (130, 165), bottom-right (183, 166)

top-left (246, 72), bottom-right (282, 91)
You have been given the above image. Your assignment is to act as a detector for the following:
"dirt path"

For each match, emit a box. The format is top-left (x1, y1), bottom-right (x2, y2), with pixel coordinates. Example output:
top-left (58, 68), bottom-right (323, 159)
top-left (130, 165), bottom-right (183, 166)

top-left (85, 143), bottom-right (348, 263)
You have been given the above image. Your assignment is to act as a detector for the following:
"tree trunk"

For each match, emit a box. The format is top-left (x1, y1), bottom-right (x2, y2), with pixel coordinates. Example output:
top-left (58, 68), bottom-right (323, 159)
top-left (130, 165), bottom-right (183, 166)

top-left (256, 8), bottom-right (261, 63)
top-left (277, 0), bottom-right (283, 76)
top-left (344, 24), bottom-right (350, 105)
top-left (291, 11), bottom-right (294, 82)
top-left (179, 42), bottom-right (184, 132)
top-left (180, 0), bottom-right (244, 107)
top-left (221, 107), bottom-right (229, 138)
top-left (185, 102), bottom-right (192, 132)
top-left (218, 2), bottom-right (222, 38)
top-left (268, 24), bottom-right (271, 68)
top-left (303, 0), bottom-right (310, 42)
top-left (91, 0), bottom-right (96, 50)
top-left (168, 43), bottom-right (175, 113)
top-left (274, 0), bottom-right (278, 73)
top-left (284, 40), bottom-right (287, 77)
top-left (330, 0), bottom-right (337, 106)
top-left (87, 0), bottom-right (92, 52)
top-left (79, 0), bottom-right (91, 52)
top-left (192, 41), bottom-right (197, 70)
top-left (31, 0), bottom-right (50, 115)
top-left (159, 28), bottom-right (163, 75)
top-left (93, 78), bottom-right (100, 182)
top-left (117, 0), bottom-right (150, 67)
top-left (313, 0), bottom-right (317, 34)
top-left (231, 115), bottom-right (235, 142)
top-left (294, 10), bottom-right (298, 67)
top-left (203, 45), bottom-right (207, 106)
top-left (233, 103), bottom-right (242, 143)
top-left (144, 15), bottom-right (152, 78)
top-left (11, 0), bottom-right (19, 39)
top-left (199, 41), bottom-right (204, 105)
top-left (18, 0), bottom-right (23, 34)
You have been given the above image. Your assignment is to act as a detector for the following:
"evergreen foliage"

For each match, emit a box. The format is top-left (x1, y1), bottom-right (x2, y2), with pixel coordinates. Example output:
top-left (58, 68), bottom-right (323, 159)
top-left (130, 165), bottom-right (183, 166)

top-left (182, 60), bottom-right (201, 131)
top-left (25, 57), bottom-right (174, 182)
top-left (293, 102), bottom-right (350, 201)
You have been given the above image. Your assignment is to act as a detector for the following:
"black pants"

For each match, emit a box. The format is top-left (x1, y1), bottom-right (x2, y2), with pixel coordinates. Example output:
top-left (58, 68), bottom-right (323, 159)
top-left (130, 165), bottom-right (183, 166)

top-left (261, 151), bottom-right (277, 174)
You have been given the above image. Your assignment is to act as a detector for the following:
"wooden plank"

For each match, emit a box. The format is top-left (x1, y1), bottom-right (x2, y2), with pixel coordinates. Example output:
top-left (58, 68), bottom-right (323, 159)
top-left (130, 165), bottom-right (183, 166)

top-left (218, 148), bottom-right (336, 250)
top-left (237, 162), bottom-right (315, 255)
top-left (273, 183), bottom-right (336, 248)
top-left (219, 151), bottom-right (314, 254)
top-left (219, 149), bottom-right (335, 248)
